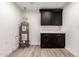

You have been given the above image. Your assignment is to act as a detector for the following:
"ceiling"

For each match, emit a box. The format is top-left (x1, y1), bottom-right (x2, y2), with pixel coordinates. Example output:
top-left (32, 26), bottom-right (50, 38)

top-left (15, 2), bottom-right (68, 11)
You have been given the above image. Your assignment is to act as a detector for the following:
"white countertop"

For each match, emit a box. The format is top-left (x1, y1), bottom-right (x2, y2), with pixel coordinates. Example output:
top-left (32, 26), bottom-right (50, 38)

top-left (41, 31), bottom-right (65, 33)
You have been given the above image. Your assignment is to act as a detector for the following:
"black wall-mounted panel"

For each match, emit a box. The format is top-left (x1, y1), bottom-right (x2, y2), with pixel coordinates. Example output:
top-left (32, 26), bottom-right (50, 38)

top-left (40, 9), bottom-right (62, 26)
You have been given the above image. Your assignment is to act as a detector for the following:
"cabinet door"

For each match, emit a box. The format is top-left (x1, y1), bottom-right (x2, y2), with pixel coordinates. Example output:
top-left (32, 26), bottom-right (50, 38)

top-left (53, 12), bottom-right (62, 25)
top-left (49, 34), bottom-right (58, 48)
top-left (56, 34), bottom-right (65, 48)
top-left (41, 34), bottom-right (49, 48)
top-left (41, 11), bottom-right (52, 25)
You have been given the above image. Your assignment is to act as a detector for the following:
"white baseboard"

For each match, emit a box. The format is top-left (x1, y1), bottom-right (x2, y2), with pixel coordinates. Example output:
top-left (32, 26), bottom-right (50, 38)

top-left (30, 42), bottom-right (40, 45)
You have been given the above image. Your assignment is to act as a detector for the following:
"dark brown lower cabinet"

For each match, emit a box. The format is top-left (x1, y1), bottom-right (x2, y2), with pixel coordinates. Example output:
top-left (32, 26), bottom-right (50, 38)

top-left (41, 33), bottom-right (65, 48)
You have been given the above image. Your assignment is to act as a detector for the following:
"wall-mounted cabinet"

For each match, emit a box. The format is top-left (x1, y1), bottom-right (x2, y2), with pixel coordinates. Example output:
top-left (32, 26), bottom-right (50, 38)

top-left (40, 9), bottom-right (62, 26)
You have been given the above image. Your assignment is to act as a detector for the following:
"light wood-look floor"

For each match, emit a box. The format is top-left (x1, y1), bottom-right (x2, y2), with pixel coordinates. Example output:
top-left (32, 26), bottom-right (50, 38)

top-left (8, 45), bottom-right (74, 57)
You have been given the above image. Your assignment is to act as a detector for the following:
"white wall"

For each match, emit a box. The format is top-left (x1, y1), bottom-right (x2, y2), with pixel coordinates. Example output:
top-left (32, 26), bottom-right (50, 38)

top-left (25, 11), bottom-right (40, 45)
top-left (63, 2), bottom-right (79, 57)
top-left (0, 2), bottom-right (21, 56)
